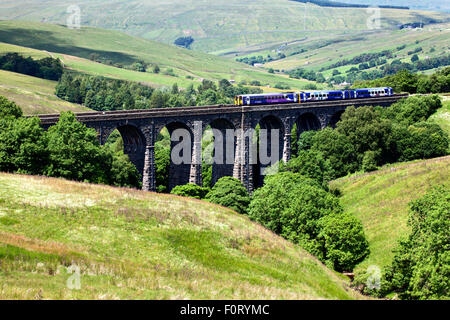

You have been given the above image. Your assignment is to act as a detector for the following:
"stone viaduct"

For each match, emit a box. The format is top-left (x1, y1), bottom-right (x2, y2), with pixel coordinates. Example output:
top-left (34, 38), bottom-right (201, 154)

top-left (38, 94), bottom-right (407, 193)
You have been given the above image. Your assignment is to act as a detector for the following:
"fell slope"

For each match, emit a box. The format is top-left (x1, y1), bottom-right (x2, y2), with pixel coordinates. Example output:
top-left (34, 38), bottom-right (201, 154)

top-left (0, 69), bottom-right (89, 115)
top-left (0, 21), bottom-right (317, 90)
top-left (0, 173), bottom-right (363, 300)
top-left (330, 156), bottom-right (450, 275)
top-left (0, 0), bottom-right (448, 53)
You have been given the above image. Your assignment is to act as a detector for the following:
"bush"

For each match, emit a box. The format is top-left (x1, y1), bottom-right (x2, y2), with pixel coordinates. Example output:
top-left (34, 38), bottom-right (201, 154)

top-left (171, 183), bottom-right (210, 199)
top-left (381, 186), bottom-right (450, 299)
top-left (0, 95), bottom-right (22, 119)
top-left (206, 177), bottom-right (250, 214)
top-left (384, 95), bottom-right (442, 126)
top-left (318, 212), bottom-right (370, 272)
top-left (362, 150), bottom-right (379, 172)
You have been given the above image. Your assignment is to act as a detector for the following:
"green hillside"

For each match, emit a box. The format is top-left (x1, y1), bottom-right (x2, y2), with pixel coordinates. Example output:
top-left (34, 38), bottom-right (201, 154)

top-left (263, 22), bottom-right (450, 73)
top-left (330, 156), bottom-right (450, 276)
top-left (0, 21), bottom-right (319, 90)
top-left (0, 69), bottom-right (89, 115)
top-left (0, 173), bottom-right (365, 300)
top-left (0, 0), bottom-right (448, 54)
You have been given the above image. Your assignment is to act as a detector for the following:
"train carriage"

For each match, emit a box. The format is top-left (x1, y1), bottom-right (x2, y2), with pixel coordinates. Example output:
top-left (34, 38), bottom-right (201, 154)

top-left (235, 87), bottom-right (393, 106)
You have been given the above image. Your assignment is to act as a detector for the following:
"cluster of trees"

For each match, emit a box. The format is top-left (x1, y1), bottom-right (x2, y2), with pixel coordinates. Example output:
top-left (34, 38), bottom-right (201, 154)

top-left (0, 53), bottom-right (63, 81)
top-left (236, 53), bottom-right (286, 66)
top-left (321, 50), bottom-right (393, 71)
top-left (288, 68), bottom-right (327, 83)
top-left (88, 53), bottom-right (161, 74)
top-left (174, 36), bottom-right (195, 49)
top-left (354, 68), bottom-right (450, 94)
top-left (56, 73), bottom-right (263, 111)
top-left (289, 96), bottom-right (447, 180)
top-left (0, 96), bottom-right (141, 188)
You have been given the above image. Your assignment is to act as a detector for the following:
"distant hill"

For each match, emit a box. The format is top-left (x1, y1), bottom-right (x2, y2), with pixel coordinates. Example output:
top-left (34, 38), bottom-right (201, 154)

top-left (0, 0), bottom-right (448, 54)
top-left (0, 21), bottom-right (318, 91)
top-left (290, 0), bottom-right (409, 10)
top-left (0, 172), bottom-right (365, 299)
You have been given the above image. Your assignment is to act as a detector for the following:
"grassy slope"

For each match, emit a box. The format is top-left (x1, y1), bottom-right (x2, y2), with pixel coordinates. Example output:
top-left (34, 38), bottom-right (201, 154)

top-left (0, 21), bottom-right (319, 90)
top-left (0, 69), bottom-right (89, 115)
top-left (0, 173), bottom-right (364, 300)
top-left (0, 0), bottom-right (447, 54)
top-left (429, 97), bottom-right (450, 136)
top-left (330, 156), bottom-right (450, 275)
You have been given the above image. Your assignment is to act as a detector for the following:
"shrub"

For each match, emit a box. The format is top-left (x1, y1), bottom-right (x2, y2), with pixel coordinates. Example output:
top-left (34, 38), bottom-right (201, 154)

top-left (206, 177), bottom-right (250, 214)
top-left (362, 150), bottom-right (379, 172)
top-left (171, 183), bottom-right (210, 200)
top-left (0, 95), bottom-right (22, 119)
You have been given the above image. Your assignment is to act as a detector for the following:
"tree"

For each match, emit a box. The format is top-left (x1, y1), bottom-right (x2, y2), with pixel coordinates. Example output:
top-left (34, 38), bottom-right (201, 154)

top-left (205, 177), bottom-right (250, 214)
top-left (0, 116), bottom-right (48, 175)
top-left (45, 112), bottom-right (109, 184)
top-left (0, 95), bottom-right (22, 119)
top-left (394, 122), bottom-right (448, 161)
top-left (383, 95), bottom-right (442, 126)
top-left (382, 186), bottom-right (450, 299)
top-left (311, 128), bottom-right (358, 178)
top-left (318, 212), bottom-right (370, 272)
top-left (174, 36), bottom-right (194, 49)
top-left (411, 54), bottom-right (419, 63)
top-left (152, 64), bottom-right (160, 74)
top-left (281, 150), bottom-right (333, 187)
top-left (336, 106), bottom-right (394, 166)
top-left (171, 183), bottom-right (210, 199)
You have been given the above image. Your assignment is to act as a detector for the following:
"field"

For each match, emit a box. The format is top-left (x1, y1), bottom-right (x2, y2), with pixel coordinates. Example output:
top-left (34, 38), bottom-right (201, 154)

top-left (330, 156), bottom-right (450, 276)
top-left (0, 69), bottom-right (89, 115)
top-left (0, 173), bottom-right (365, 300)
top-left (0, 0), bottom-right (448, 55)
top-left (0, 21), bottom-right (320, 90)
top-left (262, 23), bottom-right (450, 73)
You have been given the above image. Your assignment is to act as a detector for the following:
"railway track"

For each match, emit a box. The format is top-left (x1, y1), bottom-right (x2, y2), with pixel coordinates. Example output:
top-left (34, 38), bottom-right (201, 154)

top-left (35, 94), bottom-right (408, 124)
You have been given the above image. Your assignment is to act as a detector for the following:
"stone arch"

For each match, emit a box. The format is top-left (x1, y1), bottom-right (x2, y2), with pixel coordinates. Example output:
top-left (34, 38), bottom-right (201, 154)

top-left (104, 124), bottom-right (147, 175)
top-left (254, 115), bottom-right (284, 188)
top-left (204, 118), bottom-right (236, 187)
top-left (296, 112), bottom-right (321, 134)
top-left (329, 110), bottom-right (345, 128)
top-left (163, 121), bottom-right (194, 191)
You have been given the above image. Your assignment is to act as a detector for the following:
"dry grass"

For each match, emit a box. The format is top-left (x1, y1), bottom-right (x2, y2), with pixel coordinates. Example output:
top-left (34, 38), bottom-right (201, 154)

top-left (0, 172), bottom-right (365, 300)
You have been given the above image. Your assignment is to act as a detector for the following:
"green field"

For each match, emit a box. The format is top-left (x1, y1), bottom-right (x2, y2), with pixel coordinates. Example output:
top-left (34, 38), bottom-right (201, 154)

top-left (0, 173), bottom-right (366, 300)
top-left (330, 156), bottom-right (450, 276)
top-left (0, 21), bottom-right (320, 90)
top-left (0, 70), bottom-right (89, 115)
top-left (263, 22), bottom-right (450, 73)
top-left (0, 0), bottom-right (448, 54)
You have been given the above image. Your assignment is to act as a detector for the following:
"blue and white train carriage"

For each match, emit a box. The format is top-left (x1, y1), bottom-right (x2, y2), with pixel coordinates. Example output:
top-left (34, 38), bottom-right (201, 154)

top-left (235, 87), bottom-right (393, 106)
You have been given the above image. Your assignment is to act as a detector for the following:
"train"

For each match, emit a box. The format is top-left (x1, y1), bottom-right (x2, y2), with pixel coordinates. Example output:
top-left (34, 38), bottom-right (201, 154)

top-left (234, 87), bottom-right (394, 106)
